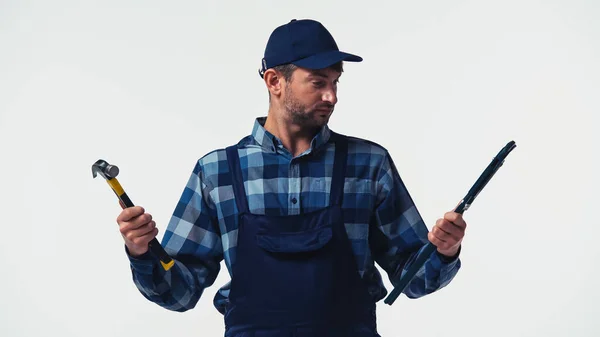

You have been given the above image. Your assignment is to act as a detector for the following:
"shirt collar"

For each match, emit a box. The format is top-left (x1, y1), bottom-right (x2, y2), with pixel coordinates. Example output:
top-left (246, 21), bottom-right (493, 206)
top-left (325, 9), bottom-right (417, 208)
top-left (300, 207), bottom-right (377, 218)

top-left (251, 116), bottom-right (332, 155)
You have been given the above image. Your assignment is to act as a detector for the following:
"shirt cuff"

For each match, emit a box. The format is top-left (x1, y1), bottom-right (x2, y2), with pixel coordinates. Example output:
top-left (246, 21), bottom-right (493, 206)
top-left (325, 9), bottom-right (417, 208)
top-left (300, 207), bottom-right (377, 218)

top-left (125, 245), bottom-right (158, 275)
top-left (436, 245), bottom-right (461, 264)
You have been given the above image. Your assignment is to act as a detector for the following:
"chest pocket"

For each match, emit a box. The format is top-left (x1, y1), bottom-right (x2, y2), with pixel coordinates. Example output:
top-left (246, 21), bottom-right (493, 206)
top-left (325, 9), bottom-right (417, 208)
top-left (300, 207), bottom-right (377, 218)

top-left (256, 225), bottom-right (332, 253)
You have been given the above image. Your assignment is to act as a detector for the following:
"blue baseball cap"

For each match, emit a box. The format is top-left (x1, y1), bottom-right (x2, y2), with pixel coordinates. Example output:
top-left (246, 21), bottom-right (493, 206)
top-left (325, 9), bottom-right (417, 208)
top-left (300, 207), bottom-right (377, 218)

top-left (259, 19), bottom-right (363, 78)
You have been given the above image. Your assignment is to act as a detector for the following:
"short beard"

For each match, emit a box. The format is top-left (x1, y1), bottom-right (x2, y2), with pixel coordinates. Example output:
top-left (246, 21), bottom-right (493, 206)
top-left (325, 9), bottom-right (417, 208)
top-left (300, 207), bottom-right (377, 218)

top-left (283, 85), bottom-right (330, 129)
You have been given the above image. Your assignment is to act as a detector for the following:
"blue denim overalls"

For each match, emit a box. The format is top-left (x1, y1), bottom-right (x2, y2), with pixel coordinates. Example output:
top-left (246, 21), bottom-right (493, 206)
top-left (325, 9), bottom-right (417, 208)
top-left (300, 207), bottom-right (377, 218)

top-left (224, 133), bottom-right (380, 337)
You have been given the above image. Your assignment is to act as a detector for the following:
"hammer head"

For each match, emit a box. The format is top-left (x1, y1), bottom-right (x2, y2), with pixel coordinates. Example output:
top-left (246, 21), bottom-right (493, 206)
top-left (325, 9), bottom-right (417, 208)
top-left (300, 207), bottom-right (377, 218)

top-left (92, 159), bottom-right (120, 180)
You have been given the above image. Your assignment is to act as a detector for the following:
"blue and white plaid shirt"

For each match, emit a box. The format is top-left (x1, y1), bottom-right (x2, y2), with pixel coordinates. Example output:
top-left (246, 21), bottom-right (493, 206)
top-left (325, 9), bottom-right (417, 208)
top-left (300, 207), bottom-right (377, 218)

top-left (126, 117), bottom-right (461, 313)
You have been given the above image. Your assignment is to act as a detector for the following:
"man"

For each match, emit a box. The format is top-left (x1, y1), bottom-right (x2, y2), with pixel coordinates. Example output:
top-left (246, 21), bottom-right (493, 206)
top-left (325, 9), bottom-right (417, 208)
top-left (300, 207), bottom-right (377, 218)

top-left (116, 19), bottom-right (466, 337)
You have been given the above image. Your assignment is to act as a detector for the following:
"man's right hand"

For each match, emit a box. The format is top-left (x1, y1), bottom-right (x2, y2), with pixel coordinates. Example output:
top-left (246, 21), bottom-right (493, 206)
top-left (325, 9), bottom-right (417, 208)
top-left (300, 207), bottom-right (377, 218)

top-left (116, 205), bottom-right (159, 257)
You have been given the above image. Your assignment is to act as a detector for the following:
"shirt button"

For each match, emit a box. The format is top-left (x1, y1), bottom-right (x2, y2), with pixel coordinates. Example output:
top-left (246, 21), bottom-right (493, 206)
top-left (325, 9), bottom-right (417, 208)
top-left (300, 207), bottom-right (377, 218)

top-left (291, 197), bottom-right (297, 204)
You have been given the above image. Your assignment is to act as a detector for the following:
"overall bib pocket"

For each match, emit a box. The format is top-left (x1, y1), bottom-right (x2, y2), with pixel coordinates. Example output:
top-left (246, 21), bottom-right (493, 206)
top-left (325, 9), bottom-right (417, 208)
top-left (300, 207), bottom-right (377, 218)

top-left (256, 225), bottom-right (333, 253)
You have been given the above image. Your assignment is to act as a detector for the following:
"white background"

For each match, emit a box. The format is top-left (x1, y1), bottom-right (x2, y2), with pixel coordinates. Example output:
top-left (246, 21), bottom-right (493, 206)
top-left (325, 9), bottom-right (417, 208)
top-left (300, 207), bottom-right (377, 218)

top-left (1, 0), bottom-right (598, 336)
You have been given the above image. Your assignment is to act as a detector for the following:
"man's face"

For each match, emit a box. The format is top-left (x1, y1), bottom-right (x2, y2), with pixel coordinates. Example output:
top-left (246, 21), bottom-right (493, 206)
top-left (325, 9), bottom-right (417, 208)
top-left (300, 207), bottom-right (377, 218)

top-left (281, 66), bottom-right (340, 130)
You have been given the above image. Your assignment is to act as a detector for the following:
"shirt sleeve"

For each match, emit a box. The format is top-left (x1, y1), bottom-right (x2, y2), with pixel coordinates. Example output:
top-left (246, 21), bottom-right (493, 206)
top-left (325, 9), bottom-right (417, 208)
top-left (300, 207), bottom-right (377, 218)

top-left (126, 160), bottom-right (223, 311)
top-left (370, 151), bottom-right (461, 299)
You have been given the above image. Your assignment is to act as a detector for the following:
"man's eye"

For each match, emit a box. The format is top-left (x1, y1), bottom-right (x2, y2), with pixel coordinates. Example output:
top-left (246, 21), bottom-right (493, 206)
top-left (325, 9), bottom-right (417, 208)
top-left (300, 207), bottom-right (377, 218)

top-left (313, 81), bottom-right (325, 87)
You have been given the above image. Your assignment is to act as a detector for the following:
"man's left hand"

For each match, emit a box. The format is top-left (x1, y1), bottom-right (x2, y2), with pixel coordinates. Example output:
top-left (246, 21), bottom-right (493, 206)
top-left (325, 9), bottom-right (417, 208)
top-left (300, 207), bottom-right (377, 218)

top-left (428, 211), bottom-right (467, 258)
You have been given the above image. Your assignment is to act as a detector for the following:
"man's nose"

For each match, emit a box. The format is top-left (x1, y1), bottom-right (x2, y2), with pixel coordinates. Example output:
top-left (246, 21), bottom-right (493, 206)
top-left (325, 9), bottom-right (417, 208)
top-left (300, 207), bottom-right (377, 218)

top-left (322, 89), bottom-right (337, 105)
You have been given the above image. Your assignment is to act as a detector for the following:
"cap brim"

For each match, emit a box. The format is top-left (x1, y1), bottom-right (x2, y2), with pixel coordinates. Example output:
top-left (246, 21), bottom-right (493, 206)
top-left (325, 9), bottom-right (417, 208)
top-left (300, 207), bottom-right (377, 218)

top-left (292, 50), bottom-right (363, 70)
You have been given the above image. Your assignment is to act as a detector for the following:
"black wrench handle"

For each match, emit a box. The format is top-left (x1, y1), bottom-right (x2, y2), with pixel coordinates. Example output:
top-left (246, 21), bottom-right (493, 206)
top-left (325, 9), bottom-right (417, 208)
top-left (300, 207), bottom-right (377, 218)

top-left (384, 140), bottom-right (516, 305)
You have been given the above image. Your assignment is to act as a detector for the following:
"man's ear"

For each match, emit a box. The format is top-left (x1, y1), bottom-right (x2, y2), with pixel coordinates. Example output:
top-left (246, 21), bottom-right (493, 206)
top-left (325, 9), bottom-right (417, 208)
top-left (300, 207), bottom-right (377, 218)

top-left (264, 69), bottom-right (283, 98)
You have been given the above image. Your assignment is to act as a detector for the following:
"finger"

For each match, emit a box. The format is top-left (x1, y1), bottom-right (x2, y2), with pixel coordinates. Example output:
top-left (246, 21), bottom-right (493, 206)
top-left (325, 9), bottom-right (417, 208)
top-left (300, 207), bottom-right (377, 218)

top-left (138, 227), bottom-right (159, 246)
top-left (436, 218), bottom-right (464, 240)
top-left (432, 223), bottom-right (460, 245)
top-left (429, 230), bottom-right (458, 251)
top-left (117, 206), bottom-right (145, 222)
top-left (432, 223), bottom-right (449, 242)
top-left (428, 231), bottom-right (452, 250)
top-left (131, 212), bottom-right (153, 228)
top-left (123, 221), bottom-right (157, 242)
top-left (444, 211), bottom-right (467, 229)
top-left (119, 213), bottom-right (153, 234)
top-left (128, 227), bottom-right (159, 248)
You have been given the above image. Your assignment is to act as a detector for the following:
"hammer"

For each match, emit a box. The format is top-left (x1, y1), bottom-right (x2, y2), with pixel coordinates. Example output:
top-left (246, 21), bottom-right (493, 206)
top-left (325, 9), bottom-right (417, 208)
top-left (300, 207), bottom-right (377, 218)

top-left (92, 159), bottom-right (175, 271)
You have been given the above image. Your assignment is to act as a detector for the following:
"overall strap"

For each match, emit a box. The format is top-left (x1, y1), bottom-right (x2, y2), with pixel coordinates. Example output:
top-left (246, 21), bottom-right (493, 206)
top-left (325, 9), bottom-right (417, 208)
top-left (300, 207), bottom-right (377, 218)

top-left (329, 132), bottom-right (349, 207)
top-left (225, 145), bottom-right (249, 214)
